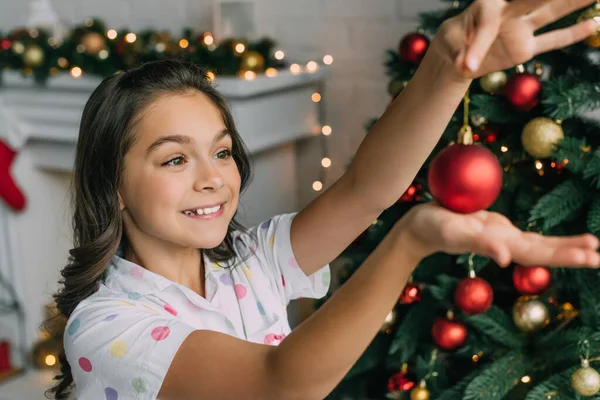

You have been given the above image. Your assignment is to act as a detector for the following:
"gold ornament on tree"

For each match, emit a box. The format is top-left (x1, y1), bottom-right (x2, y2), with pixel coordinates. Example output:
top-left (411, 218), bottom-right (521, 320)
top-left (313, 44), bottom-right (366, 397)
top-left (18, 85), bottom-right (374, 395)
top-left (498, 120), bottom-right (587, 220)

top-left (578, 1), bottom-right (600, 48)
top-left (572, 359), bottom-right (600, 396)
top-left (380, 309), bottom-right (397, 332)
top-left (23, 44), bottom-right (45, 67)
top-left (81, 32), bottom-right (106, 55)
top-left (240, 51), bottom-right (265, 72)
top-left (521, 117), bottom-right (564, 159)
top-left (410, 380), bottom-right (430, 400)
top-left (512, 296), bottom-right (550, 333)
top-left (479, 71), bottom-right (507, 94)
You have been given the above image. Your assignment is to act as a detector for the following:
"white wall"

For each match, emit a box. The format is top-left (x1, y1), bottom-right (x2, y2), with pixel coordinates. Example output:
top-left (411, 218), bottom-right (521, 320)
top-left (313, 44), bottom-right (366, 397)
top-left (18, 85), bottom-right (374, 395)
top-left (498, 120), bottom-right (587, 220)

top-left (0, 0), bottom-right (444, 194)
top-left (0, 0), bottom-right (445, 364)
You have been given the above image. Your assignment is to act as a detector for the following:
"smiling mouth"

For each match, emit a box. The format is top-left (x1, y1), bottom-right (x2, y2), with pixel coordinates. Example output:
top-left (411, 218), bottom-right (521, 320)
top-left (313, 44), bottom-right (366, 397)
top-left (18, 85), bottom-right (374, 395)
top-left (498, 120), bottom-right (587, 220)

top-left (182, 203), bottom-right (224, 217)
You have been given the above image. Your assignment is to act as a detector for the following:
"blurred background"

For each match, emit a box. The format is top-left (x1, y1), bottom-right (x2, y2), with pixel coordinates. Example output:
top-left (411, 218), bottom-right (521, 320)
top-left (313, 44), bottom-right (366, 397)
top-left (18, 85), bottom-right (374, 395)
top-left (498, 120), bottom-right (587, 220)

top-left (0, 0), bottom-right (442, 397)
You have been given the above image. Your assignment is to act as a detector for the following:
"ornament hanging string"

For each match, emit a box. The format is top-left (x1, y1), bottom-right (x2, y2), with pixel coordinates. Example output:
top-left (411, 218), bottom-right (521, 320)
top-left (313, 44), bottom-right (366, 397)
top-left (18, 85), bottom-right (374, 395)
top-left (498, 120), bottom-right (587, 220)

top-left (468, 253), bottom-right (476, 278)
top-left (458, 89), bottom-right (474, 145)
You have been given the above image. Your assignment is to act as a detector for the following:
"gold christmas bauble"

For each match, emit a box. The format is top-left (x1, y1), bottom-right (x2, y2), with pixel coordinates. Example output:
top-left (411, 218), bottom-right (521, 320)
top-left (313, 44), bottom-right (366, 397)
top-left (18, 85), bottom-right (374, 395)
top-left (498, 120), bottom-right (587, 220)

top-left (572, 362), bottom-right (600, 396)
top-left (578, 2), bottom-right (600, 48)
top-left (23, 45), bottom-right (45, 67)
top-left (81, 32), bottom-right (106, 55)
top-left (513, 296), bottom-right (550, 332)
top-left (410, 386), bottom-right (430, 400)
top-left (380, 309), bottom-right (397, 332)
top-left (388, 79), bottom-right (407, 97)
top-left (240, 51), bottom-right (265, 72)
top-left (479, 71), bottom-right (507, 94)
top-left (521, 117), bottom-right (564, 159)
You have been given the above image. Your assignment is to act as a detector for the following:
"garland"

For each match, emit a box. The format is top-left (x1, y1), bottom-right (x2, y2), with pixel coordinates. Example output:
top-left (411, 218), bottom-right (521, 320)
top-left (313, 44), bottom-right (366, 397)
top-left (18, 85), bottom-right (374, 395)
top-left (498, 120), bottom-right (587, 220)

top-left (0, 18), bottom-right (284, 84)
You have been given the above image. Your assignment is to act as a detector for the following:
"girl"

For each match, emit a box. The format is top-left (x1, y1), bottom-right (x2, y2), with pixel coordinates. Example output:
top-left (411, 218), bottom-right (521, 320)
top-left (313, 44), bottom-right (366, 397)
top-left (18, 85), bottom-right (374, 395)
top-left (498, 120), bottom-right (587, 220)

top-left (48, 0), bottom-right (600, 399)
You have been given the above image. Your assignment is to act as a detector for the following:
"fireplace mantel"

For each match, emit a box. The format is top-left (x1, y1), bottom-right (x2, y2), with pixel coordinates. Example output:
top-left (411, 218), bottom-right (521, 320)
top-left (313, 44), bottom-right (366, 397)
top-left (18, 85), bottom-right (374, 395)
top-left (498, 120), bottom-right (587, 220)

top-left (1, 67), bottom-right (329, 172)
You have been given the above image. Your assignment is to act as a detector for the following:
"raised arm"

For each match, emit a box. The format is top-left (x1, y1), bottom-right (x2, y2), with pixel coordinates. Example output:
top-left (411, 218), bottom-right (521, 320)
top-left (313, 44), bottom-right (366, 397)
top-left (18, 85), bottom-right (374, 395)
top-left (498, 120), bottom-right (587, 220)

top-left (160, 204), bottom-right (600, 400)
top-left (291, 0), bottom-right (599, 277)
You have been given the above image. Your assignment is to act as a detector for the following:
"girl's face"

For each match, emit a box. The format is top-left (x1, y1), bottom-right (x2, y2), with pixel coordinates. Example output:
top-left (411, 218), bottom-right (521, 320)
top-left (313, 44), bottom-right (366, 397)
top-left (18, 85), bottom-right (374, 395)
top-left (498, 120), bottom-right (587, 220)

top-left (118, 92), bottom-right (241, 250)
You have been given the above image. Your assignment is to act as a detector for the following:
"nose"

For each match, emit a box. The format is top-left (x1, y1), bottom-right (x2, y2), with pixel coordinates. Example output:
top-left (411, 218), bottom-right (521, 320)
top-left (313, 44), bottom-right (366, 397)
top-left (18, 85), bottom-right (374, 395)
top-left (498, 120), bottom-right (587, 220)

top-left (193, 159), bottom-right (225, 192)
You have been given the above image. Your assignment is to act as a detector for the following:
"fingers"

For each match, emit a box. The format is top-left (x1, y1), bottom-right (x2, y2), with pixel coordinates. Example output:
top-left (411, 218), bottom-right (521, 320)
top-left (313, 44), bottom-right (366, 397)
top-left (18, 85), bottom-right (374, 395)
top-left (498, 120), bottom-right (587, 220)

top-left (463, 2), bottom-right (503, 72)
top-left (527, 0), bottom-right (597, 30)
top-left (534, 19), bottom-right (599, 54)
top-left (510, 234), bottom-right (600, 268)
top-left (517, 231), bottom-right (600, 250)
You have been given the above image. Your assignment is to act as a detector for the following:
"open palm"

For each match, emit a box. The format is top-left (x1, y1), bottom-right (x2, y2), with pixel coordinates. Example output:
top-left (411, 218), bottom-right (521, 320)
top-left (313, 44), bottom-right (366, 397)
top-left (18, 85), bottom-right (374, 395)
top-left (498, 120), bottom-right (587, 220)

top-left (439, 0), bottom-right (599, 77)
top-left (402, 203), bottom-right (600, 269)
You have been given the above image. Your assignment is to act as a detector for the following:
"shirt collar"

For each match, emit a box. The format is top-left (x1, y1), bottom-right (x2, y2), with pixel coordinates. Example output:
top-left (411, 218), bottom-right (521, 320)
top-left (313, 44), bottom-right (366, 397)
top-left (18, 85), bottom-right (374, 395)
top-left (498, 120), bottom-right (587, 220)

top-left (104, 249), bottom-right (224, 296)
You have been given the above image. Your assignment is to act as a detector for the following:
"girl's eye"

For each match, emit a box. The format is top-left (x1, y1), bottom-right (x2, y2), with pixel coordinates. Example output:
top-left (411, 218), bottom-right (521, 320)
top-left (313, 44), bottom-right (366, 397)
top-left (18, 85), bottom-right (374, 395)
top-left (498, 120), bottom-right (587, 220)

top-left (216, 149), bottom-right (232, 160)
top-left (162, 156), bottom-right (186, 167)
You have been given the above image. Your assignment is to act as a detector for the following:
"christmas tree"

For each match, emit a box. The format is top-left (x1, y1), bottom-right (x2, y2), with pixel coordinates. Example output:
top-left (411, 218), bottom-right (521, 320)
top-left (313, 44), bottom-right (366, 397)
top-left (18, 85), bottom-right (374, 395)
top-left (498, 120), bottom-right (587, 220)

top-left (316, 1), bottom-right (600, 399)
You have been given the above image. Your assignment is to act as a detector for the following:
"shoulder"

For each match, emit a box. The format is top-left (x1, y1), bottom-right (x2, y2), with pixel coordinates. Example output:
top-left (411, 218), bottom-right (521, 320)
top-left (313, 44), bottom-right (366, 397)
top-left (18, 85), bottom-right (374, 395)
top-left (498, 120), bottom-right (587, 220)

top-left (232, 213), bottom-right (297, 249)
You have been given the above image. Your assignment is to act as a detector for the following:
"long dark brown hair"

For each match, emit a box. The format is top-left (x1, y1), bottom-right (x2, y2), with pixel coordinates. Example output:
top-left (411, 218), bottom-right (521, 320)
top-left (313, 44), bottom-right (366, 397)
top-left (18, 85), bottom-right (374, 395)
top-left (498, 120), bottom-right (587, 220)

top-left (46, 60), bottom-right (253, 399)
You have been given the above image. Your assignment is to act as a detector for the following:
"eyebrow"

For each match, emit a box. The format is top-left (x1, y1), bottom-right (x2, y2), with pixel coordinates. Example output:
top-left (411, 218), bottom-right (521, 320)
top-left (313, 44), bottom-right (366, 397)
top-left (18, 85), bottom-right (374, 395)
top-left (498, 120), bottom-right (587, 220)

top-left (146, 129), bottom-right (232, 155)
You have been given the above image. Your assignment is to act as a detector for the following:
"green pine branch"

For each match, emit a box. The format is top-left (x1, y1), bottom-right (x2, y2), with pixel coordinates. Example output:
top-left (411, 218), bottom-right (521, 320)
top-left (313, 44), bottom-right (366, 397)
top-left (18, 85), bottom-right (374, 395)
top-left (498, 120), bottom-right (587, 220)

top-left (470, 93), bottom-right (529, 124)
top-left (529, 179), bottom-right (591, 231)
top-left (587, 197), bottom-right (600, 237)
top-left (543, 76), bottom-right (600, 120)
top-left (583, 152), bottom-right (600, 190)
top-left (462, 306), bottom-right (523, 350)
top-left (577, 271), bottom-right (600, 331)
top-left (456, 254), bottom-right (490, 273)
top-left (552, 137), bottom-right (590, 175)
top-left (436, 370), bottom-right (480, 400)
top-left (464, 351), bottom-right (528, 400)
top-left (388, 294), bottom-right (437, 363)
top-left (525, 366), bottom-right (579, 400)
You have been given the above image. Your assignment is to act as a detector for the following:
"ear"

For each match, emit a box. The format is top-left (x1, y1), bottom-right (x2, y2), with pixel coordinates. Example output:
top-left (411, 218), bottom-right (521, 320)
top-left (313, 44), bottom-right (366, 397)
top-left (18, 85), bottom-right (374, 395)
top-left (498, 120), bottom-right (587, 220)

top-left (117, 191), bottom-right (125, 211)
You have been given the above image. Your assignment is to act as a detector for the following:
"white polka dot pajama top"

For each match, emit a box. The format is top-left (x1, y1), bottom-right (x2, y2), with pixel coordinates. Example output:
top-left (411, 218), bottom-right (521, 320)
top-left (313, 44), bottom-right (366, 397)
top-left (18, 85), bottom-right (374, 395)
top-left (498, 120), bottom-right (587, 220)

top-left (64, 213), bottom-right (331, 399)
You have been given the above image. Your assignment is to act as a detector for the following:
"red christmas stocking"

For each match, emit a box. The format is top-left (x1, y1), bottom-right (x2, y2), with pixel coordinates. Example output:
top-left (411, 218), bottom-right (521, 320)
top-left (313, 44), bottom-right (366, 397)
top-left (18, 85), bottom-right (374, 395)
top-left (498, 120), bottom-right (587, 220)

top-left (0, 139), bottom-right (26, 212)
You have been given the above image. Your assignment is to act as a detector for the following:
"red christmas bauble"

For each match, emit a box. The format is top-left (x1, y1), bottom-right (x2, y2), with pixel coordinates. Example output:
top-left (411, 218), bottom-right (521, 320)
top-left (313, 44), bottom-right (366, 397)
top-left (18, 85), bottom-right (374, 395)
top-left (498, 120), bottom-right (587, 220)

top-left (513, 265), bottom-right (552, 295)
top-left (454, 277), bottom-right (493, 315)
top-left (388, 371), bottom-right (416, 393)
top-left (503, 73), bottom-right (542, 111)
top-left (432, 318), bottom-right (467, 350)
top-left (399, 33), bottom-right (430, 64)
top-left (427, 144), bottom-right (503, 213)
top-left (400, 283), bottom-right (422, 304)
top-left (474, 126), bottom-right (499, 144)
top-left (399, 183), bottom-right (422, 203)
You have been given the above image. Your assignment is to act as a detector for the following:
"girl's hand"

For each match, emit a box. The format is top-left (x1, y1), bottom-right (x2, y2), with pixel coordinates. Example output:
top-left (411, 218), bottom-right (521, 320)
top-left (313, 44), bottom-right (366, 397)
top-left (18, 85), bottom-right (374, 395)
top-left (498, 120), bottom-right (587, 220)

top-left (397, 203), bottom-right (600, 268)
top-left (435, 0), bottom-right (599, 77)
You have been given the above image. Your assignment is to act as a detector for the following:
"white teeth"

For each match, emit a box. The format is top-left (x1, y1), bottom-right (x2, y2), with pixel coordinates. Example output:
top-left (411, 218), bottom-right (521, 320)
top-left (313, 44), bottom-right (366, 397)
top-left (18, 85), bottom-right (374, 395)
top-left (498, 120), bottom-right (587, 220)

top-left (198, 204), bottom-right (221, 215)
top-left (183, 204), bottom-right (222, 217)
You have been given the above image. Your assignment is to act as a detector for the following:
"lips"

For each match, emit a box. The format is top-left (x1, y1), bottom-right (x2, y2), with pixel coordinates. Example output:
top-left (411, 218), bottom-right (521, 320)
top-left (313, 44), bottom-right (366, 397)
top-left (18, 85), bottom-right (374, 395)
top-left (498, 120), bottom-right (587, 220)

top-left (182, 202), bottom-right (225, 217)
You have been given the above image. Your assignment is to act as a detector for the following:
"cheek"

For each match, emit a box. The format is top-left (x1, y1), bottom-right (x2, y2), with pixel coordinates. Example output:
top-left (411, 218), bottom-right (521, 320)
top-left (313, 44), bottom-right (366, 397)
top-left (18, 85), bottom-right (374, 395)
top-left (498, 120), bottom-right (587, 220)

top-left (226, 164), bottom-right (242, 195)
top-left (126, 170), bottom-right (188, 215)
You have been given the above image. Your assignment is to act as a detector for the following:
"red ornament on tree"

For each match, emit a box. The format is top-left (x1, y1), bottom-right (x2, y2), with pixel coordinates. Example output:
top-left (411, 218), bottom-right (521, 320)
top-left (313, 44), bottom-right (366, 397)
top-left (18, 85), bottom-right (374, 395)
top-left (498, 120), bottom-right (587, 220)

top-left (503, 73), bottom-right (542, 111)
top-left (0, 139), bottom-right (26, 212)
top-left (399, 183), bottom-right (422, 203)
top-left (474, 126), bottom-right (499, 144)
top-left (454, 277), bottom-right (493, 315)
top-left (399, 33), bottom-right (430, 64)
top-left (432, 317), bottom-right (467, 350)
top-left (513, 265), bottom-right (552, 295)
top-left (388, 371), bottom-right (416, 393)
top-left (400, 283), bottom-right (422, 304)
top-left (427, 142), bottom-right (502, 213)
top-left (0, 39), bottom-right (11, 50)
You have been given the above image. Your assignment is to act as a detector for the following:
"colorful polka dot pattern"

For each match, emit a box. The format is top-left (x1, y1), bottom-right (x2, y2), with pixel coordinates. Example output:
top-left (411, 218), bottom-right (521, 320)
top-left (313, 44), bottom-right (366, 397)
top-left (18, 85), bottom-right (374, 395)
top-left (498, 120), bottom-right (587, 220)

top-left (78, 357), bottom-right (92, 372)
top-left (151, 326), bottom-right (171, 341)
top-left (109, 340), bottom-right (127, 358)
top-left (66, 213), bottom-right (331, 398)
